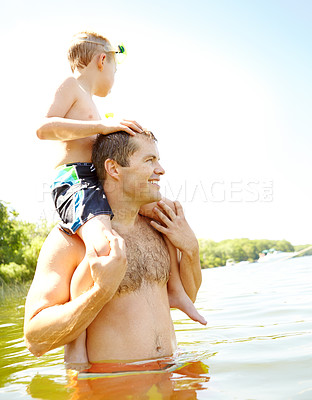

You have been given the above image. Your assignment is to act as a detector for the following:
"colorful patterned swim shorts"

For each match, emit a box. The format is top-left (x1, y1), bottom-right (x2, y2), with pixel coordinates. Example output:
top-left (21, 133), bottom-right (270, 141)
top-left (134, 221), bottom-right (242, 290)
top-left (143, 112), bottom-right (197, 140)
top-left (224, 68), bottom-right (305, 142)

top-left (51, 163), bottom-right (113, 235)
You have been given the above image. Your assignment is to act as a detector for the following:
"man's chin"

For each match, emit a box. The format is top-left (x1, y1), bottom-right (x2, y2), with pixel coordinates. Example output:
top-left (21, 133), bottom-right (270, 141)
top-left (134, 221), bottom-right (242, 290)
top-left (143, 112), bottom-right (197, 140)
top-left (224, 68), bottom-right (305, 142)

top-left (153, 191), bottom-right (162, 202)
top-left (142, 192), bottom-right (162, 205)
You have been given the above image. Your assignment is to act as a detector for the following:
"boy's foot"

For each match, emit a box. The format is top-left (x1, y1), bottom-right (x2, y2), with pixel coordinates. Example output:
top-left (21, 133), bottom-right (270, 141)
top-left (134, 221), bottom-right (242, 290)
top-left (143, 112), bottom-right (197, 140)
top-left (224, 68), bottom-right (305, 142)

top-left (180, 303), bottom-right (207, 325)
top-left (169, 294), bottom-right (207, 325)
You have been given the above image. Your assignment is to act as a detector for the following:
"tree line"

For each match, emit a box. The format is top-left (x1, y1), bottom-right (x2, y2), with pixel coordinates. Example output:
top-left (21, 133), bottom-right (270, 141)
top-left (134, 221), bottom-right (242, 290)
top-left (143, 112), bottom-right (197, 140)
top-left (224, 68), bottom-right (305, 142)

top-left (0, 201), bottom-right (51, 285)
top-left (199, 238), bottom-right (311, 268)
top-left (0, 200), bottom-right (311, 285)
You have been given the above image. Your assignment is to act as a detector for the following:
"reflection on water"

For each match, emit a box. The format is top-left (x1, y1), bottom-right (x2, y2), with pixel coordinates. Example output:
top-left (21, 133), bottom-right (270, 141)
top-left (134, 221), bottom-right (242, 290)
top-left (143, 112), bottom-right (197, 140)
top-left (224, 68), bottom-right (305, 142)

top-left (68, 360), bottom-right (209, 400)
top-left (0, 256), bottom-right (312, 399)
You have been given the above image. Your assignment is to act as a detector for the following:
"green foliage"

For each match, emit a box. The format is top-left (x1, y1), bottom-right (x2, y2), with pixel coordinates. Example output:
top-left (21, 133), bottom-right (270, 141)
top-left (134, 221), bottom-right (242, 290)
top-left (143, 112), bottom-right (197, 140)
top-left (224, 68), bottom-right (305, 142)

top-left (0, 201), bottom-right (24, 265)
top-left (294, 244), bottom-right (312, 257)
top-left (18, 219), bottom-right (51, 275)
top-left (0, 263), bottom-right (31, 284)
top-left (0, 200), bottom-right (52, 285)
top-left (199, 238), bottom-right (295, 268)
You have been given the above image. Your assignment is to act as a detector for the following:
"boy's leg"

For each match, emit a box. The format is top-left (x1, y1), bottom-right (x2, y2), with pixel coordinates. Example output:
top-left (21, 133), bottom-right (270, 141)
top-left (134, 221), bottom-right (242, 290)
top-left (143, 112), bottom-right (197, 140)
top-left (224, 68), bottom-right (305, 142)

top-left (141, 200), bottom-right (207, 325)
top-left (51, 164), bottom-right (114, 368)
top-left (77, 214), bottom-right (112, 257)
top-left (69, 215), bottom-right (112, 300)
top-left (166, 239), bottom-right (207, 326)
top-left (65, 215), bottom-right (112, 369)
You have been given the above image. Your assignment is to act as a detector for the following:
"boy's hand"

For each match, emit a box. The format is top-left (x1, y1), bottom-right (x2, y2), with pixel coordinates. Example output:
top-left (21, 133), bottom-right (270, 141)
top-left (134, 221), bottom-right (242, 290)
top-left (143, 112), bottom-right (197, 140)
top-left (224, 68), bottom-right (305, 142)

top-left (150, 201), bottom-right (198, 255)
top-left (100, 119), bottom-right (143, 136)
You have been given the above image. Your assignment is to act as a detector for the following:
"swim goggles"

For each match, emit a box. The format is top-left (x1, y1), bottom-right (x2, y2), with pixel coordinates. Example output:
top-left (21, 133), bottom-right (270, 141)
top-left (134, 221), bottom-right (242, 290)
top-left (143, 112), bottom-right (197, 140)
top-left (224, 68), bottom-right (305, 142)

top-left (114, 44), bottom-right (127, 64)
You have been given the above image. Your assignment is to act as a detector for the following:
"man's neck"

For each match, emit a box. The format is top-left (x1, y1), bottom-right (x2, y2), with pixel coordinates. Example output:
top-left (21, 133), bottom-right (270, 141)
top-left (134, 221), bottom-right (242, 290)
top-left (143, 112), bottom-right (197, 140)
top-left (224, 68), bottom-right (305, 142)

top-left (105, 184), bottom-right (141, 229)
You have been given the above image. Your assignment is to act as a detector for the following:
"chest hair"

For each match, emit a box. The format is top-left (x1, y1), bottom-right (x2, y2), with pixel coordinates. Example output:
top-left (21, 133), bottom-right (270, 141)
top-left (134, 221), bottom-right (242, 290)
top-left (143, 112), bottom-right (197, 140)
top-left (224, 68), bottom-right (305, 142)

top-left (116, 218), bottom-right (170, 294)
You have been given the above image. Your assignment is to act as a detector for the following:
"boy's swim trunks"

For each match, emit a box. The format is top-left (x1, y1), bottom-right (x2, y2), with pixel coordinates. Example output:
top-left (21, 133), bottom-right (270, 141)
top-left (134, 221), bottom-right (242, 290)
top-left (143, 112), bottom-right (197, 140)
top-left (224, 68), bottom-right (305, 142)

top-left (51, 163), bottom-right (113, 235)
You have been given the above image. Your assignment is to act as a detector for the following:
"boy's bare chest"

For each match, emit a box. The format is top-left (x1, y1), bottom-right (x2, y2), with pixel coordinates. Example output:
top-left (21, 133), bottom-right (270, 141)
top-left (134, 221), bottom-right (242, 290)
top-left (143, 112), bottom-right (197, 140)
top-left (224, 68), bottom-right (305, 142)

top-left (53, 89), bottom-right (100, 166)
top-left (115, 219), bottom-right (170, 294)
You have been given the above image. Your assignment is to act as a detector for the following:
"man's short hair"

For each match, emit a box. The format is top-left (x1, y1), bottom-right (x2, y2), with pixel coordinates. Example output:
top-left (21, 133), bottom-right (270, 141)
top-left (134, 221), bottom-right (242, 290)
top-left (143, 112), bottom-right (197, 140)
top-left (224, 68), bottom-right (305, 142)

top-left (67, 31), bottom-right (114, 73)
top-left (92, 131), bottom-right (157, 183)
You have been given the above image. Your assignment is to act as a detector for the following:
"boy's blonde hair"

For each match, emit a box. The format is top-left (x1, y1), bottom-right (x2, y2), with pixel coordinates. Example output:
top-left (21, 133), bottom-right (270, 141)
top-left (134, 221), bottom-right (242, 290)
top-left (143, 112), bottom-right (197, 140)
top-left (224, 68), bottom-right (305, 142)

top-left (68, 31), bottom-right (114, 72)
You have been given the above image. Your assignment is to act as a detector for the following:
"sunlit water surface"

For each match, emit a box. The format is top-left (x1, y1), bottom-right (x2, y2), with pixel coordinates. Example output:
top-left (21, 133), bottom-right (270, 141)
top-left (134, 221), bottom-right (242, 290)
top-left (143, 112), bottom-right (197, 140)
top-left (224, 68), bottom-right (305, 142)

top-left (0, 256), bottom-right (311, 399)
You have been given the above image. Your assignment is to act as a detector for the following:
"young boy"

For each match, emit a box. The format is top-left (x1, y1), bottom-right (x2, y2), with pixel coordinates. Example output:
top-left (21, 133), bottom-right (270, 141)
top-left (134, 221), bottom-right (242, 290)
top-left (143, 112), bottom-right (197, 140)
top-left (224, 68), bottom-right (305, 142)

top-left (37, 31), bottom-right (206, 365)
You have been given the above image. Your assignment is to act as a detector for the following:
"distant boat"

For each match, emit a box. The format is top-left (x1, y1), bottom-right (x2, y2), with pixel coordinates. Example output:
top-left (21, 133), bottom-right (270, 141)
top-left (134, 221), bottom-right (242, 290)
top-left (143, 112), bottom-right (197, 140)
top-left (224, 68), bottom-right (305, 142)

top-left (226, 258), bottom-right (236, 267)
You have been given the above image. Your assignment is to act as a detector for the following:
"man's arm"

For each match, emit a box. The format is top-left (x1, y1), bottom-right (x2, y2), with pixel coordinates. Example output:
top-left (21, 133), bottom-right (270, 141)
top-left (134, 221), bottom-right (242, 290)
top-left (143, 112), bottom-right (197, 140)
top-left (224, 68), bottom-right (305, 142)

top-left (36, 77), bottom-right (142, 140)
top-left (150, 201), bottom-right (202, 302)
top-left (24, 228), bottom-right (127, 357)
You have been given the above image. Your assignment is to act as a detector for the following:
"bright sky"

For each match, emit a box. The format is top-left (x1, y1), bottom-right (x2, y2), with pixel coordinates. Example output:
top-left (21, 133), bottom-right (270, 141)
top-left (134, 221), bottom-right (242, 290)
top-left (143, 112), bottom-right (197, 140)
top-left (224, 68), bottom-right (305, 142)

top-left (1, 0), bottom-right (311, 245)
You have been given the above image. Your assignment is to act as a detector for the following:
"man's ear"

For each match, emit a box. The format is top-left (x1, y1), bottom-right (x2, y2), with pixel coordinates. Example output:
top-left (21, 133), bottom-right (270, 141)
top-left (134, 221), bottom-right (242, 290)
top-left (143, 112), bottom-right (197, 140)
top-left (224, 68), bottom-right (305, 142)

top-left (97, 53), bottom-right (106, 71)
top-left (104, 159), bottom-right (121, 180)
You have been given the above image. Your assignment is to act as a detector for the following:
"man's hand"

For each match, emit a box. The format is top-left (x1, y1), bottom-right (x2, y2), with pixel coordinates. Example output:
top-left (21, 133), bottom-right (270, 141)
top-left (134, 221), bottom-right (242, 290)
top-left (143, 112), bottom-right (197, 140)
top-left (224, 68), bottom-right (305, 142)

top-left (150, 201), bottom-right (198, 255)
top-left (100, 119), bottom-right (143, 136)
top-left (87, 230), bottom-right (128, 296)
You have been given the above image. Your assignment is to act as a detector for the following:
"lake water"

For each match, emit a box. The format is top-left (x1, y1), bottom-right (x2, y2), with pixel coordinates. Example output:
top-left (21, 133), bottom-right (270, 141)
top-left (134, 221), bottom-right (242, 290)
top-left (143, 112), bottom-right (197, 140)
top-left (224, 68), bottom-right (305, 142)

top-left (0, 255), bottom-right (311, 399)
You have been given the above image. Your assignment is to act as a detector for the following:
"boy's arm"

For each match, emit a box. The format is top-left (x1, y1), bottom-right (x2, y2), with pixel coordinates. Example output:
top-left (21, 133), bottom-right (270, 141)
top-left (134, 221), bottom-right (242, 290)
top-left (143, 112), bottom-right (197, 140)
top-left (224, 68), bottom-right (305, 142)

top-left (24, 228), bottom-right (127, 357)
top-left (150, 201), bottom-right (202, 302)
top-left (37, 117), bottom-right (143, 140)
top-left (36, 77), bottom-right (142, 140)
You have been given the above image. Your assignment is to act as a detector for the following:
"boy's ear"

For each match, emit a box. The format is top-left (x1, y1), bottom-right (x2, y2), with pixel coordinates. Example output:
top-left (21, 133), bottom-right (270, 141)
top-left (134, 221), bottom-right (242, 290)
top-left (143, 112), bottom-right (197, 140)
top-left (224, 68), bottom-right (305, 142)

top-left (97, 53), bottom-right (106, 71)
top-left (104, 159), bottom-right (121, 180)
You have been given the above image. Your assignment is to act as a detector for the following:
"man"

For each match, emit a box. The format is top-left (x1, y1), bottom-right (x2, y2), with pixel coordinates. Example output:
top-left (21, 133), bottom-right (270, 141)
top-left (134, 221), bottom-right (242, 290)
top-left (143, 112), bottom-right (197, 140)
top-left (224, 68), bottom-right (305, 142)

top-left (24, 130), bottom-right (203, 370)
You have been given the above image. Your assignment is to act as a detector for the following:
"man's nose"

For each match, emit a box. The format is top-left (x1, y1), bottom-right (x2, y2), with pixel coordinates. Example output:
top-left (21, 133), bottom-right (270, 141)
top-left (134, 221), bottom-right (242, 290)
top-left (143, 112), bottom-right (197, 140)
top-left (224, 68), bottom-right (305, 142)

top-left (155, 162), bottom-right (165, 175)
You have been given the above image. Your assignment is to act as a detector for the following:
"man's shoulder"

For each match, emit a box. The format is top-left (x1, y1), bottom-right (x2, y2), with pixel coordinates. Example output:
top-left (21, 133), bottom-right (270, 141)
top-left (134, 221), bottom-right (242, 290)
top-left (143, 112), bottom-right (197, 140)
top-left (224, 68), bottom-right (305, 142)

top-left (38, 226), bottom-right (85, 266)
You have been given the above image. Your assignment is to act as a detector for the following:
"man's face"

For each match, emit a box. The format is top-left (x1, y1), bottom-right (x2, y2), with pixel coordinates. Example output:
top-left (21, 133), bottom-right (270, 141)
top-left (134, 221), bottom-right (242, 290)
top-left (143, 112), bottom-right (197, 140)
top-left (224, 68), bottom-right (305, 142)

top-left (120, 136), bottom-right (165, 205)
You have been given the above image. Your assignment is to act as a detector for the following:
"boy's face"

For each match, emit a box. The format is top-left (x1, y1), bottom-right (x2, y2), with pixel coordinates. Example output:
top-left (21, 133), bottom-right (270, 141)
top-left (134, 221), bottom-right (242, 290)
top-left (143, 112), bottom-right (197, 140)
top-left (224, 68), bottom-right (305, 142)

top-left (97, 53), bottom-right (117, 97)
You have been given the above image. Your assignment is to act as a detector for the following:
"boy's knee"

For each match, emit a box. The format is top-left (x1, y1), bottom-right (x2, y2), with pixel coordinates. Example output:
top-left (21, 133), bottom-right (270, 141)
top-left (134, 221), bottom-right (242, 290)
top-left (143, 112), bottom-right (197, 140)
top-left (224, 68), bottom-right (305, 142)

top-left (78, 216), bottom-right (112, 256)
top-left (94, 240), bottom-right (110, 257)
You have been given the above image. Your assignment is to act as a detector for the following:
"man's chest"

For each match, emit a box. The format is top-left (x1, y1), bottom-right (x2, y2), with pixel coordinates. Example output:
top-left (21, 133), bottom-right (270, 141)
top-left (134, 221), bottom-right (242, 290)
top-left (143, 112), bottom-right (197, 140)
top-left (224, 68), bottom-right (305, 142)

top-left (117, 220), bottom-right (170, 294)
